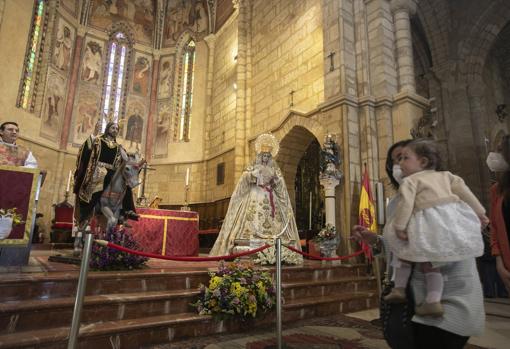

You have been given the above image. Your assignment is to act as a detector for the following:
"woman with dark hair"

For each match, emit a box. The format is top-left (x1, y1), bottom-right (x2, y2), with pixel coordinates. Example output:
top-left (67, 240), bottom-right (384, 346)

top-left (488, 134), bottom-right (510, 293)
top-left (352, 139), bottom-right (485, 349)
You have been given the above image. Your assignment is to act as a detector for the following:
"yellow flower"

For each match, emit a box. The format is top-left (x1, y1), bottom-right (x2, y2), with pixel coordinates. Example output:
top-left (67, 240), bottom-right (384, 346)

top-left (209, 276), bottom-right (222, 290)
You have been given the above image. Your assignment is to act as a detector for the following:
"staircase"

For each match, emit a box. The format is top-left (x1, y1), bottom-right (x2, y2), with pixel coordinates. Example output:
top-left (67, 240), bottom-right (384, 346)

top-left (0, 262), bottom-right (377, 348)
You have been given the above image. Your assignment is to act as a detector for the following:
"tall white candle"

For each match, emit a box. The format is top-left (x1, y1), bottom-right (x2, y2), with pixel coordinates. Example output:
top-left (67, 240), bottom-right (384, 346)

top-left (66, 170), bottom-right (72, 192)
top-left (137, 183), bottom-right (141, 198)
top-left (185, 167), bottom-right (190, 186)
top-left (309, 191), bottom-right (312, 230)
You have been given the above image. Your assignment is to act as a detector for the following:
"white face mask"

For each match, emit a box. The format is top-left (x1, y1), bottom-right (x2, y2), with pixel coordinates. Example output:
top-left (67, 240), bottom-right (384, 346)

top-left (486, 152), bottom-right (510, 172)
top-left (392, 165), bottom-right (404, 184)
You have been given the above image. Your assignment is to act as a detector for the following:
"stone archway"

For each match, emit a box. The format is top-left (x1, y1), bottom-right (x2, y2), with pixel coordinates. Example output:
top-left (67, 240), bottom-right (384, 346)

top-left (275, 126), bottom-right (320, 211)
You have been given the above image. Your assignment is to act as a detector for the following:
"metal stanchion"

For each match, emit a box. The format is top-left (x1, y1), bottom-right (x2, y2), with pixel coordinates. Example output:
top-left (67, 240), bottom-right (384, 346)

top-left (67, 233), bottom-right (93, 349)
top-left (275, 238), bottom-right (282, 349)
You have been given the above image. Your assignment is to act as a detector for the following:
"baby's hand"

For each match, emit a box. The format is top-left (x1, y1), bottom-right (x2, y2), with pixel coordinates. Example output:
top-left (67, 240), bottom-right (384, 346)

top-left (478, 214), bottom-right (489, 228)
top-left (396, 229), bottom-right (408, 241)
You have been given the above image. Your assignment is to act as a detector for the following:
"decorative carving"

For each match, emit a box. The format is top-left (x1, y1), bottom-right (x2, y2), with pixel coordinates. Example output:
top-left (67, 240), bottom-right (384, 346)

top-left (411, 98), bottom-right (438, 139)
top-left (320, 134), bottom-right (342, 180)
top-left (496, 104), bottom-right (508, 123)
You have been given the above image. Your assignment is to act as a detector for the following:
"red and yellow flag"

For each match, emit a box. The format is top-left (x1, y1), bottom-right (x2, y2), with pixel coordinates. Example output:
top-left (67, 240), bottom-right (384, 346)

top-left (358, 166), bottom-right (377, 232)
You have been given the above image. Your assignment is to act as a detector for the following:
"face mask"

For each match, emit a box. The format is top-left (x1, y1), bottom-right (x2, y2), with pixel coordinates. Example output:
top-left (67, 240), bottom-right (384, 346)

top-left (486, 152), bottom-right (510, 172)
top-left (392, 165), bottom-right (404, 184)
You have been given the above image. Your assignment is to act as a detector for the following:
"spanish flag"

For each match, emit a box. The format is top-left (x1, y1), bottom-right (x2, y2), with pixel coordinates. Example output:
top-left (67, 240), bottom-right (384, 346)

top-left (358, 166), bottom-right (377, 232)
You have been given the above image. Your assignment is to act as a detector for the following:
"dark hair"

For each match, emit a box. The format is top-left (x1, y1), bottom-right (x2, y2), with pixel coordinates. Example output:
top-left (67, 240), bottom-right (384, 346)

top-left (102, 122), bottom-right (118, 141)
top-left (497, 134), bottom-right (510, 199)
top-left (386, 139), bottom-right (412, 188)
top-left (0, 121), bottom-right (19, 131)
top-left (406, 138), bottom-right (443, 171)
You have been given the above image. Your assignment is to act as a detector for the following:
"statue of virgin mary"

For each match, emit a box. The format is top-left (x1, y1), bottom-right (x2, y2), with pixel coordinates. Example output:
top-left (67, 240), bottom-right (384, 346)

top-left (210, 134), bottom-right (302, 257)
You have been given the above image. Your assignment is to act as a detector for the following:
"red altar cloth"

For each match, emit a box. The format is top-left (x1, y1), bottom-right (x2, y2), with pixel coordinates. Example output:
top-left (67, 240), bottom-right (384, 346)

top-left (128, 208), bottom-right (199, 256)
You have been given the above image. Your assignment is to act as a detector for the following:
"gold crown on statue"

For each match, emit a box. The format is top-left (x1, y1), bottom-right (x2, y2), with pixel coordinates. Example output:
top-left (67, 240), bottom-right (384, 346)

top-left (255, 133), bottom-right (279, 157)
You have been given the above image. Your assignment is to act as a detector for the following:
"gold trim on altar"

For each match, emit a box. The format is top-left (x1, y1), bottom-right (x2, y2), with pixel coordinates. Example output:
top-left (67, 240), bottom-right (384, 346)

top-left (138, 213), bottom-right (198, 255)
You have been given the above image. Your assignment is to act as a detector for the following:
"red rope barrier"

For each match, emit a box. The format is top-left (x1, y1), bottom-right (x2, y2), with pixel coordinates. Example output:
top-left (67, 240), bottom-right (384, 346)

top-left (284, 244), bottom-right (368, 261)
top-left (95, 240), bottom-right (271, 261)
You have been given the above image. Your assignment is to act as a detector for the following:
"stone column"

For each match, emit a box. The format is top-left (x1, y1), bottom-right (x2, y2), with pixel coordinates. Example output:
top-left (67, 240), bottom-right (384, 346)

top-left (391, 0), bottom-right (416, 93)
top-left (145, 52), bottom-right (160, 159)
top-left (60, 28), bottom-right (85, 149)
top-left (234, 0), bottom-right (248, 180)
top-left (320, 177), bottom-right (340, 227)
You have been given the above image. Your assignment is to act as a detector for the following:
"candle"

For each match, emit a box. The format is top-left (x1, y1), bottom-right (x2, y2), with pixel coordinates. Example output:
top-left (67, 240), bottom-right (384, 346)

top-left (185, 167), bottom-right (190, 186)
top-left (137, 184), bottom-right (141, 198)
top-left (66, 170), bottom-right (72, 192)
top-left (309, 191), bottom-right (312, 230)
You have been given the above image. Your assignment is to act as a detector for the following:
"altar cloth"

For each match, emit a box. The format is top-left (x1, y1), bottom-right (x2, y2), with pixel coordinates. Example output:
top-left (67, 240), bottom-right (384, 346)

top-left (129, 208), bottom-right (199, 256)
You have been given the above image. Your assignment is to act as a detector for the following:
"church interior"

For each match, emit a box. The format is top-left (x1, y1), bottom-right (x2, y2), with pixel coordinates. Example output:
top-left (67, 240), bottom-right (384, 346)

top-left (1, 0), bottom-right (510, 348)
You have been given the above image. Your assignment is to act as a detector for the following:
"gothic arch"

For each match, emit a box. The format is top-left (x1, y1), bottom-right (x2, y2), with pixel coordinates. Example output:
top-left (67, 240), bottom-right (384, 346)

top-left (458, 0), bottom-right (510, 81)
top-left (270, 111), bottom-right (326, 147)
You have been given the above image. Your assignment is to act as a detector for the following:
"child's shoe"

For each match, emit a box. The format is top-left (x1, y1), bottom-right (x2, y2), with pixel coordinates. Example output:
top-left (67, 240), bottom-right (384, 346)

top-left (383, 287), bottom-right (406, 303)
top-left (415, 302), bottom-right (444, 317)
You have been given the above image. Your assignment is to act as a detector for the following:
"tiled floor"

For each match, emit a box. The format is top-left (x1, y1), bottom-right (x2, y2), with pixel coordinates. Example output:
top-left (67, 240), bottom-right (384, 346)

top-left (346, 298), bottom-right (510, 349)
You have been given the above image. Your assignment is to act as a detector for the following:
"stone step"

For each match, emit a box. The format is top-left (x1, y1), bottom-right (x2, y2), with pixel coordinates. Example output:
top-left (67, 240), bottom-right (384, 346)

top-left (0, 270), bottom-right (211, 303)
top-left (283, 291), bottom-right (379, 322)
top-left (0, 276), bottom-right (375, 334)
top-left (0, 292), bottom-right (376, 349)
top-left (282, 276), bottom-right (377, 300)
top-left (0, 289), bottom-right (200, 334)
top-left (0, 264), bottom-right (370, 302)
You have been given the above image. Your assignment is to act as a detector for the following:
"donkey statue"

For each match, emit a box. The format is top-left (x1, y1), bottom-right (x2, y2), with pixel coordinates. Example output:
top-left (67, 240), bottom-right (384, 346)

top-left (73, 151), bottom-right (145, 255)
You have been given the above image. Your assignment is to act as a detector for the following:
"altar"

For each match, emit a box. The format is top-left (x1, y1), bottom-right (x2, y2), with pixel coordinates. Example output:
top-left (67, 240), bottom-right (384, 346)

top-left (128, 208), bottom-right (199, 256)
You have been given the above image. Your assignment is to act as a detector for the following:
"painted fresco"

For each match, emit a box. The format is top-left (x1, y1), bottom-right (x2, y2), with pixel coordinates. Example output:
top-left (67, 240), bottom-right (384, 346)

top-left (120, 100), bottom-right (146, 152)
top-left (40, 69), bottom-right (67, 140)
top-left (89, 0), bottom-right (154, 44)
top-left (158, 55), bottom-right (174, 99)
top-left (164, 0), bottom-right (208, 46)
top-left (72, 89), bottom-right (101, 144)
top-left (60, 0), bottom-right (78, 17)
top-left (53, 16), bottom-right (75, 73)
top-left (154, 102), bottom-right (171, 157)
top-left (81, 38), bottom-right (104, 85)
top-left (132, 53), bottom-right (151, 96)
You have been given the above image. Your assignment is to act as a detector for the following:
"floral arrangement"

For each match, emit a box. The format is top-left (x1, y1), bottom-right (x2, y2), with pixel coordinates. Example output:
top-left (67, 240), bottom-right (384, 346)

top-left (253, 243), bottom-right (303, 265)
top-left (192, 261), bottom-right (276, 319)
top-left (313, 223), bottom-right (337, 243)
top-left (0, 208), bottom-right (24, 226)
top-left (90, 227), bottom-right (148, 270)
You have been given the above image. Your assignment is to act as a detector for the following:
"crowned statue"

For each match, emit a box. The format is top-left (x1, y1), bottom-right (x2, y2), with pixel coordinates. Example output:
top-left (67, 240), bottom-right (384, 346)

top-left (210, 134), bottom-right (302, 257)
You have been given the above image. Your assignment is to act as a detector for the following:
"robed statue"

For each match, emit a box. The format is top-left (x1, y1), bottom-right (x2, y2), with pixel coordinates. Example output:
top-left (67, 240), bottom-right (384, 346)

top-left (210, 133), bottom-right (302, 256)
top-left (73, 122), bottom-right (141, 232)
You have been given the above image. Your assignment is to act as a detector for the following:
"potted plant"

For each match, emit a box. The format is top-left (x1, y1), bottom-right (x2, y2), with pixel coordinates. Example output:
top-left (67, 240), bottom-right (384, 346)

top-left (313, 223), bottom-right (338, 257)
top-left (0, 208), bottom-right (24, 240)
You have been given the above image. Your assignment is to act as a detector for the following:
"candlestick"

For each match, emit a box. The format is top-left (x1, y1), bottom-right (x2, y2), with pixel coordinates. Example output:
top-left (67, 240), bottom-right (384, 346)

top-left (66, 170), bottom-right (71, 192)
top-left (185, 167), bottom-right (190, 186)
top-left (309, 191), bottom-right (312, 230)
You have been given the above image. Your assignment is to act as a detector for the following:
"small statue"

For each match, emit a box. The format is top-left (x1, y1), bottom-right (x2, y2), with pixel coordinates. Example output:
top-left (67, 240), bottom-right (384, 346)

top-left (320, 135), bottom-right (343, 180)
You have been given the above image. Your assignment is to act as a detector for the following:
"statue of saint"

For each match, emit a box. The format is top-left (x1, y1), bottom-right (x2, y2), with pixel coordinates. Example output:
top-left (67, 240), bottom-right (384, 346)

top-left (73, 122), bottom-right (138, 225)
top-left (210, 133), bottom-right (302, 256)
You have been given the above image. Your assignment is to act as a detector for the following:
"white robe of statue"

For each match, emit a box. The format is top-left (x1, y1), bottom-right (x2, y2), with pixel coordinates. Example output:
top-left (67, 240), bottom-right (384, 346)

top-left (210, 151), bottom-right (302, 256)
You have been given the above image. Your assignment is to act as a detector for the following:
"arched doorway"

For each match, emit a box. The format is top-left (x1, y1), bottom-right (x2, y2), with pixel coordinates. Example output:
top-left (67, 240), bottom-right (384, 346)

top-left (276, 126), bottom-right (324, 231)
top-left (294, 139), bottom-right (324, 231)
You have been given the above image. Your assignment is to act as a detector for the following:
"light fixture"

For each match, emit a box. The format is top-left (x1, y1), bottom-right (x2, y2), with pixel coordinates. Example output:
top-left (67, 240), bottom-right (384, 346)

top-left (233, 82), bottom-right (238, 90)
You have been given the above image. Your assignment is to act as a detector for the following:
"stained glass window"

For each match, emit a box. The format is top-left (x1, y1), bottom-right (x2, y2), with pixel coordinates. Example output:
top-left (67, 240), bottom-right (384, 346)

top-left (101, 32), bottom-right (130, 132)
top-left (177, 40), bottom-right (196, 141)
top-left (17, 0), bottom-right (47, 111)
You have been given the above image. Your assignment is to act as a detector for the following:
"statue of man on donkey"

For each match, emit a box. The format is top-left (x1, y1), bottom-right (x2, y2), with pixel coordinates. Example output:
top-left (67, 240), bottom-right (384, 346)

top-left (72, 122), bottom-right (144, 254)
